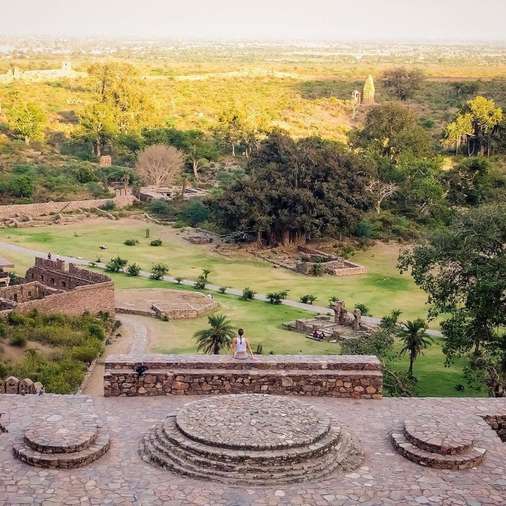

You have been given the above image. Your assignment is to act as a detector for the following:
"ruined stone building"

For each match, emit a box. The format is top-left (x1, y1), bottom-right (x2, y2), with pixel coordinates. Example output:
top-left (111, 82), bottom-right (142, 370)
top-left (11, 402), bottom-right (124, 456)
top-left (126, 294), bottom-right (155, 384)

top-left (0, 258), bottom-right (115, 317)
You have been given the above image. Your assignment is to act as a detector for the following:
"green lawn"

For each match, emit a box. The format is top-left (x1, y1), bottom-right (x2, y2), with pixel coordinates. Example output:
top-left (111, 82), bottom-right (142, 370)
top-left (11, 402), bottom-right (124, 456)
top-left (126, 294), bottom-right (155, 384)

top-left (0, 219), bottom-right (432, 323)
top-left (0, 245), bottom-right (483, 397)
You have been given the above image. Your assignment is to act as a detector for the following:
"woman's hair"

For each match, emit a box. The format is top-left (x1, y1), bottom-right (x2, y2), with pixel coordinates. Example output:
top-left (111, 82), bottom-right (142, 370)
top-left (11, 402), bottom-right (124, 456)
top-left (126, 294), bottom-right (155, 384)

top-left (238, 328), bottom-right (244, 336)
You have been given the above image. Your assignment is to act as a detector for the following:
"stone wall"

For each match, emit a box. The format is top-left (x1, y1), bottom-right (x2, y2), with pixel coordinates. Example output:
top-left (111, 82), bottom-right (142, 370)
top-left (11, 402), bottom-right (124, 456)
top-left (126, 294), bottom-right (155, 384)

top-left (0, 282), bottom-right (60, 304)
top-left (25, 258), bottom-right (110, 291)
top-left (0, 189), bottom-right (136, 221)
top-left (0, 258), bottom-right (115, 317)
top-left (483, 415), bottom-right (506, 442)
top-left (0, 283), bottom-right (115, 317)
top-left (104, 354), bottom-right (383, 399)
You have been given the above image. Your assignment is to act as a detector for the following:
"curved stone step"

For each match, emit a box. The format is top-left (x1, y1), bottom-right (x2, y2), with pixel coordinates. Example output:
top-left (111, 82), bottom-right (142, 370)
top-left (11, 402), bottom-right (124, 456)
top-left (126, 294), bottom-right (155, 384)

top-left (161, 416), bottom-right (342, 464)
top-left (391, 433), bottom-right (486, 470)
top-left (140, 435), bottom-right (345, 485)
top-left (24, 427), bottom-right (99, 454)
top-left (13, 430), bottom-right (110, 469)
top-left (146, 425), bottom-right (350, 476)
top-left (403, 417), bottom-right (475, 455)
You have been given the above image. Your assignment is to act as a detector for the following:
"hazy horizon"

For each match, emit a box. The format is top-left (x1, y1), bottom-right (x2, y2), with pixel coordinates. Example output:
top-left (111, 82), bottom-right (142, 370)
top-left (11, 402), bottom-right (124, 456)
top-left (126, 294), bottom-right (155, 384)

top-left (1, 0), bottom-right (506, 42)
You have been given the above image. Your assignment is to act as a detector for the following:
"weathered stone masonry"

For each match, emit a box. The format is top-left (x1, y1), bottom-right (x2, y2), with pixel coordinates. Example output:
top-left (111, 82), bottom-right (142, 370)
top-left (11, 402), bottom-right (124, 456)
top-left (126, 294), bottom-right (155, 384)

top-left (104, 354), bottom-right (383, 399)
top-left (0, 258), bottom-right (115, 317)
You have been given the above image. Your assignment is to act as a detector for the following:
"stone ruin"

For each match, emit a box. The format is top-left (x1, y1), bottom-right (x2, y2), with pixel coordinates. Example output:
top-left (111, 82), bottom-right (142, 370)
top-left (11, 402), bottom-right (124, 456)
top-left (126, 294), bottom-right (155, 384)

top-left (0, 377), bottom-right (43, 395)
top-left (285, 299), bottom-right (376, 342)
top-left (295, 246), bottom-right (367, 277)
top-left (140, 394), bottom-right (364, 485)
top-left (0, 257), bottom-right (115, 317)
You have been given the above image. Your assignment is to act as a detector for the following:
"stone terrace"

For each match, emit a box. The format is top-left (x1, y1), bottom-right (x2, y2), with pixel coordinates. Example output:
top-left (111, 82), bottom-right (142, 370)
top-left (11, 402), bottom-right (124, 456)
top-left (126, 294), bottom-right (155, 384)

top-left (0, 394), bottom-right (505, 505)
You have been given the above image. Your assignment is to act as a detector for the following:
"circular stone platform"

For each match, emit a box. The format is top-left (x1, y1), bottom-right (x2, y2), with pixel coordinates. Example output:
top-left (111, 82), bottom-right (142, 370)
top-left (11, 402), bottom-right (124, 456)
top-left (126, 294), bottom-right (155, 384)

top-left (116, 288), bottom-right (217, 320)
top-left (24, 414), bottom-right (99, 454)
top-left (140, 394), bottom-right (363, 485)
top-left (404, 415), bottom-right (476, 455)
top-left (392, 414), bottom-right (486, 470)
top-left (176, 395), bottom-right (330, 450)
top-left (13, 412), bottom-right (110, 468)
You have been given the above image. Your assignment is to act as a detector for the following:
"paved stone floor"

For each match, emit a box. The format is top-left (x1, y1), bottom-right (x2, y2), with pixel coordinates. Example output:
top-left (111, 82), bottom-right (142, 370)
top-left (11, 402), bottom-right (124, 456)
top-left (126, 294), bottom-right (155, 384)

top-left (0, 395), bottom-right (505, 505)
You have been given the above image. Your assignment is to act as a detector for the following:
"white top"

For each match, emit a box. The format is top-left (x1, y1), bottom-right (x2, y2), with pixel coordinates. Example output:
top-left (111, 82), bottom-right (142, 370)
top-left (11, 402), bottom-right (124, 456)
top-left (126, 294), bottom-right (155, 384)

top-left (236, 336), bottom-right (247, 353)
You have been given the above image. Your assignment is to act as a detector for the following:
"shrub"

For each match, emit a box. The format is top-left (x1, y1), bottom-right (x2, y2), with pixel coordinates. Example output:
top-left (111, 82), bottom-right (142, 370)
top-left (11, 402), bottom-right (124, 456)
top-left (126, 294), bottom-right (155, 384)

top-left (266, 291), bottom-right (289, 304)
top-left (147, 199), bottom-right (173, 218)
top-left (105, 257), bottom-right (128, 273)
top-left (194, 269), bottom-right (211, 290)
top-left (311, 262), bottom-right (324, 276)
top-left (127, 263), bottom-right (141, 277)
top-left (178, 200), bottom-right (210, 227)
top-left (354, 303), bottom-right (370, 316)
top-left (194, 276), bottom-right (207, 290)
top-left (300, 294), bottom-right (317, 305)
top-left (150, 263), bottom-right (169, 280)
top-left (355, 219), bottom-right (377, 239)
top-left (101, 200), bottom-right (116, 211)
top-left (87, 323), bottom-right (106, 340)
top-left (175, 277), bottom-right (183, 285)
top-left (241, 287), bottom-right (256, 301)
top-left (9, 334), bottom-right (27, 347)
top-left (123, 239), bottom-right (139, 246)
top-left (150, 239), bottom-right (162, 247)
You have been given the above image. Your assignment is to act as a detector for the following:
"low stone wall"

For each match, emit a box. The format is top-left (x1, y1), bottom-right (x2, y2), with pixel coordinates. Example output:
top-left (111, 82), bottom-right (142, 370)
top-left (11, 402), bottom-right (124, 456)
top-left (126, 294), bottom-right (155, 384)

top-left (0, 189), bottom-right (136, 221)
top-left (0, 377), bottom-right (43, 394)
top-left (104, 354), bottom-right (383, 399)
top-left (483, 414), bottom-right (506, 442)
top-left (0, 283), bottom-right (115, 317)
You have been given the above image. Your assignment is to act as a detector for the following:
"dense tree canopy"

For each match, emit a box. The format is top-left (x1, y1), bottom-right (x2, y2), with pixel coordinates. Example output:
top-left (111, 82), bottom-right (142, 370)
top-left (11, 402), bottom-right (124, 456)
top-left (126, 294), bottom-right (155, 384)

top-left (382, 67), bottom-right (425, 101)
top-left (6, 101), bottom-right (46, 145)
top-left (352, 103), bottom-right (432, 161)
top-left (399, 204), bottom-right (506, 396)
top-left (211, 132), bottom-right (370, 245)
top-left (444, 96), bottom-right (503, 156)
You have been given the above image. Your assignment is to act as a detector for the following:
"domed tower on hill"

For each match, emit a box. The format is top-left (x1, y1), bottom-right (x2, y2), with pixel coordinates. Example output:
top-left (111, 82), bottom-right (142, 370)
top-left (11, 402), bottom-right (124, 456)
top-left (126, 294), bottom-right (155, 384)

top-left (362, 74), bottom-right (376, 105)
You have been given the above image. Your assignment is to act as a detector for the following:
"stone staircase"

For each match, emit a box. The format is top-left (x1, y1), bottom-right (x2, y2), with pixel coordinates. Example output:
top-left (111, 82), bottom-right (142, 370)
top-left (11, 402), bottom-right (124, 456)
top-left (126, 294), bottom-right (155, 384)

top-left (391, 415), bottom-right (487, 470)
top-left (12, 413), bottom-right (110, 469)
top-left (140, 395), bottom-right (363, 485)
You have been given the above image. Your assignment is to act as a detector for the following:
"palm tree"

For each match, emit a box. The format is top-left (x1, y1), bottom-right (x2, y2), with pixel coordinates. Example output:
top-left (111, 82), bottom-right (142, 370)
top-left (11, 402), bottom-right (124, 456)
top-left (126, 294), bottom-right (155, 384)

top-left (194, 314), bottom-right (235, 355)
top-left (399, 319), bottom-right (433, 378)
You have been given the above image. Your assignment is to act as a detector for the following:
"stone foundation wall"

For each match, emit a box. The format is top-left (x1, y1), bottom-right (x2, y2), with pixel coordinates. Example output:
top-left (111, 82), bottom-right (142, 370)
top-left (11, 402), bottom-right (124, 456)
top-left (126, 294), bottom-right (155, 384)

top-left (483, 415), bottom-right (506, 442)
top-left (0, 283), bottom-right (115, 317)
top-left (104, 354), bottom-right (383, 399)
top-left (0, 189), bottom-right (136, 220)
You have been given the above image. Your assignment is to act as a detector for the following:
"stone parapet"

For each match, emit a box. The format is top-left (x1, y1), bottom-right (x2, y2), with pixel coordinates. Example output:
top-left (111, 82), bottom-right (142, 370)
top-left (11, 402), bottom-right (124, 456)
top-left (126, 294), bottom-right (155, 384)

top-left (104, 354), bottom-right (383, 399)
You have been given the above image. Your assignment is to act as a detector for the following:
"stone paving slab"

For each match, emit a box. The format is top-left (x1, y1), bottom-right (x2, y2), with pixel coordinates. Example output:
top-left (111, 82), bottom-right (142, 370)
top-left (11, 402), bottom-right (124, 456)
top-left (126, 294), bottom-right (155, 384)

top-left (0, 394), bottom-right (505, 505)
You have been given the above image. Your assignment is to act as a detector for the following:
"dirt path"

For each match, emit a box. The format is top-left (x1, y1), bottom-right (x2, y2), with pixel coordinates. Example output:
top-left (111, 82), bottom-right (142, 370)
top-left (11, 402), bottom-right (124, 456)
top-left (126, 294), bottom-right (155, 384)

top-left (81, 314), bottom-right (152, 396)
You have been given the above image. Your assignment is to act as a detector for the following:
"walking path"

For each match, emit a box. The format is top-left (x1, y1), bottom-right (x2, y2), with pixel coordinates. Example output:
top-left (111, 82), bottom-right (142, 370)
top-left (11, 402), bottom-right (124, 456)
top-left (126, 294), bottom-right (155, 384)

top-left (0, 240), bottom-right (442, 337)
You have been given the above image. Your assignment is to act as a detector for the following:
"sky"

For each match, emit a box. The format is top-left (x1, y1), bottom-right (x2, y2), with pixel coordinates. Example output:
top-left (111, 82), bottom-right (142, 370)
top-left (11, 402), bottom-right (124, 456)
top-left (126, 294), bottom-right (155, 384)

top-left (1, 0), bottom-right (505, 42)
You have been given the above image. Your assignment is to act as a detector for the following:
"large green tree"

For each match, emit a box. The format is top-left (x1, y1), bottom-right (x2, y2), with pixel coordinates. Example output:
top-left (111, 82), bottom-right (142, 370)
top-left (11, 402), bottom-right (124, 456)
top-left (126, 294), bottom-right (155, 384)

top-left (352, 103), bottom-right (432, 161)
top-left (6, 101), bottom-right (46, 145)
top-left (211, 132), bottom-right (370, 245)
top-left (382, 67), bottom-right (425, 101)
top-left (444, 96), bottom-right (503, 157)
top-left (399, 204), bottom-right (506, 396)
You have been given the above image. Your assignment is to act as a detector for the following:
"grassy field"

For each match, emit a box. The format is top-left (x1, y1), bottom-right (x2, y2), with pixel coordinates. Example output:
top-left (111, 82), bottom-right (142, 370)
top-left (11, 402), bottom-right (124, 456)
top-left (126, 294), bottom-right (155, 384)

top-left (0, 219), bottom-right (431, 323)
top-left (0, 242), bottom-right (483, 397)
